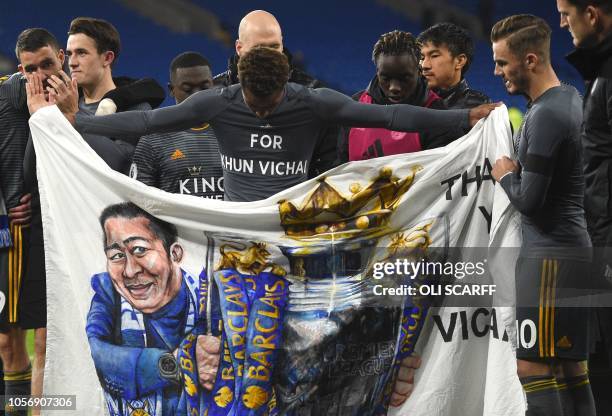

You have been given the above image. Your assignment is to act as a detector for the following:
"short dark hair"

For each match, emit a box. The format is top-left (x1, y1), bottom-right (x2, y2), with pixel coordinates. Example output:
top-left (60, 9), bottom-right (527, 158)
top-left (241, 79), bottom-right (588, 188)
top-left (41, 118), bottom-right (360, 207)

top-left (169, 51), bottom-right (212, 80)
top-left (238, 47), bottom-right (290, 97)
top-left (372, 30), bottom-right (422, 68)
top-left (490, 14), bottom-right (551, 63)
top-left (565, 0), bottom-right (612, 13)
top-left (68, 17), bottom-right (121, 65)
top-left (99, 202), bottom-right (178, 254)
top-left (418, 23), bottom-right (474, 76)
top-left (15, 28), bottom-right (61, 59)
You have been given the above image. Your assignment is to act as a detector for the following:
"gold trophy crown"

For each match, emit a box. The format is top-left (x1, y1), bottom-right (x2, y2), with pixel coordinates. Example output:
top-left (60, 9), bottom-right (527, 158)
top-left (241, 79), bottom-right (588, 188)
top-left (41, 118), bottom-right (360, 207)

top-left (278, 165), bottom-right (422, 241)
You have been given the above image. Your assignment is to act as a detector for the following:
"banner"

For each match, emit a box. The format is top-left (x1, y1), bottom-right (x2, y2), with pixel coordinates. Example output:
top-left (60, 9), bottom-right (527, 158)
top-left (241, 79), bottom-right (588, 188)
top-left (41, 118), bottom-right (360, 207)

top-left (30, 105), bottom-right (525, 415)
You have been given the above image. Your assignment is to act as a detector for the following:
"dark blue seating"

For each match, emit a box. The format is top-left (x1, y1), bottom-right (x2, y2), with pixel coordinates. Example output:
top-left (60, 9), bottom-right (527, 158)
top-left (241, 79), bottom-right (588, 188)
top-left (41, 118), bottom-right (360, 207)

top-left (0, 0), bottom-right (581, 110)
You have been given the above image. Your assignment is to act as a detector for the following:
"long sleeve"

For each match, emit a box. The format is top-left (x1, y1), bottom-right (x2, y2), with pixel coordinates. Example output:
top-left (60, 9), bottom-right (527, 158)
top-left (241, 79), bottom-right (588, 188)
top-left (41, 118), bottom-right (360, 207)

top-left (86, 273), bottom-right (172, 399)
top-left (309, 124), bottom-right (340, 178)
top-left (0, 74), bottom-right (29, 210)
top-left (307, 87), bottom-right (470, 132)
top-left (336, 125), bottom-right (350, 164)
top-left (499, 107), bottom-right (565, 217)
top-left (75, 88), bottom-right (229, 145)
top-left (499, 171), bottom-right (553, 217)
top-left (0, 108), bottom-right (28, 210)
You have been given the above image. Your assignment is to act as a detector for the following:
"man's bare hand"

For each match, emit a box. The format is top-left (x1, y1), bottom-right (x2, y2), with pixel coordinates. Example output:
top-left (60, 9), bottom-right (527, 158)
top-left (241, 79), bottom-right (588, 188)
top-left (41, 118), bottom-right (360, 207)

top-left (8, 194), bottom-right (32, 226)
top-left (196, 335), bottom-right (220, 390)
top-left (47, 71), bottom-right (78, 125)
top-left (25, 73), bottom-right (53, 115)
top-left (469, 102), bottom-right (502, 127)
top-left (47, 71), bottom-right (78, 123)
top-left (390, 355), bottom-right (422, 407)
top-left (492, 156), bottom-right (519, 181)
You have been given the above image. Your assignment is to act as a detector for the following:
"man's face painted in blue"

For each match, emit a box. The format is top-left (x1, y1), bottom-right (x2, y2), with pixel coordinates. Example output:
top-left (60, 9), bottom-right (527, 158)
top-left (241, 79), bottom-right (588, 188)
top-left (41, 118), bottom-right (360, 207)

top-left (103, 216), bottom-right (183, 313)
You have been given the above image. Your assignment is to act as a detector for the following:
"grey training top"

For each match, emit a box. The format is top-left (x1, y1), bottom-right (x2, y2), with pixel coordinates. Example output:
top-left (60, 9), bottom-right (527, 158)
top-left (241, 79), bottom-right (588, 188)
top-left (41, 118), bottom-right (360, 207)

top-left (499, 85), bottom-right (591, 258)
top-left (76, 83), bottom-right (469, 201)
top-left (130, 125), bottom-right (224, 200)
top-left (0, 73), bottom-right (28, 210)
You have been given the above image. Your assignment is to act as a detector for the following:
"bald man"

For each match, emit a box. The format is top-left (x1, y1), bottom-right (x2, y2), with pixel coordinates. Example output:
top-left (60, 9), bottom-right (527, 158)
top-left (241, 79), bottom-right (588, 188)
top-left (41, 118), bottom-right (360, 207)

top-left (213, 9), bottom-right (320, 88)
top-left (215, 10), bottom-right (336, 178)
top-left (236, 10), bottom-right (282, 55)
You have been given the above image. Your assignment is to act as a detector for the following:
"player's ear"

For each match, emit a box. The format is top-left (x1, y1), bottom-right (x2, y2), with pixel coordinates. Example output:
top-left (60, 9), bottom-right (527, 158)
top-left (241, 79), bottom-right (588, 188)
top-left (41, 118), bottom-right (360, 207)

top-left (525, 52), bottom-right (538, 70)
top-left (586, 5), bottom-right (598, 27)
top-left (170, 243), bottom-right (183, 263)
top-left (168, 82), bottom-right (175, 98)
top-left (455, 53), bottom-right (468, 71)
top-left (235, 39), bottom-right (243, 57)
top-left (103, 51), bottom-right (115, 68)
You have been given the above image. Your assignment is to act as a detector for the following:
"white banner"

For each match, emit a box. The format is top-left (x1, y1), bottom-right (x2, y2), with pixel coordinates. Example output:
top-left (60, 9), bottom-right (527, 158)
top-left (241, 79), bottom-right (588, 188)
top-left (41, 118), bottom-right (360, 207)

top-left (30, 105), bottom-right (524, 415)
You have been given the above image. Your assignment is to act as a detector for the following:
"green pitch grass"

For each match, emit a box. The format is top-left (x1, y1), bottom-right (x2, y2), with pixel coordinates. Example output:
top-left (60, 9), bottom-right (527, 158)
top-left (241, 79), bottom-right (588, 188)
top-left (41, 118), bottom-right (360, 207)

top-left (25, 330), bottom-right (35, 416)
top-left (26, 329), bottom-right (34, 360)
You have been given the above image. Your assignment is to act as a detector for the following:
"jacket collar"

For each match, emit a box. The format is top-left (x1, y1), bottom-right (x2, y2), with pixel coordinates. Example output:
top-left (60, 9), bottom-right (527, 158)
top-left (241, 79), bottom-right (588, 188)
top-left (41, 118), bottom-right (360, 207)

top-left (365, 74), bottom-right (430, 105)
top-left (226, 47), bottom-right (297, 84)
top-left (566, 33), bottom-right (612, 80)
top-left (434, 78), bottom-right (469, 100)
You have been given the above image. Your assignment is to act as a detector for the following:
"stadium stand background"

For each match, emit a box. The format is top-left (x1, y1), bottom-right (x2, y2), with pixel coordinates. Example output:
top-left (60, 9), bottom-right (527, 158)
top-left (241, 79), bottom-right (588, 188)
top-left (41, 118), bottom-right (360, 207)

top-left (0, 0), bottom-right (581, 110)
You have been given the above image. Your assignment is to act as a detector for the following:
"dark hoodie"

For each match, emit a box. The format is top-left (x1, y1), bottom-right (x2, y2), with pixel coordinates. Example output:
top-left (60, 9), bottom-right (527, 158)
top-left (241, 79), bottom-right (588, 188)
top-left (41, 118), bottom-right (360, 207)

top-left (338, 75), bottom-right (463, 163)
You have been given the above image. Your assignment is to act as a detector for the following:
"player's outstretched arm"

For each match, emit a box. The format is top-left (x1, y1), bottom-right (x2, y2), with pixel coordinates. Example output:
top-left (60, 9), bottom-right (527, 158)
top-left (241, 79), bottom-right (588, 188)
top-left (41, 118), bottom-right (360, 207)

top-left (309, 88), bottom-right (499, 132)
top-left (72, 88), bottom-right (226, 146)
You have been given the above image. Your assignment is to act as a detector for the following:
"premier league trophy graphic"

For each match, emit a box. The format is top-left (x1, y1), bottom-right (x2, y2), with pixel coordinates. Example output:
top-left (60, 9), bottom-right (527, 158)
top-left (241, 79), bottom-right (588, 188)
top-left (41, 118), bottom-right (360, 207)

top-left (274, 165), bottom-right (436, 416)
top-left (193, 165), bottom-right (440, 416)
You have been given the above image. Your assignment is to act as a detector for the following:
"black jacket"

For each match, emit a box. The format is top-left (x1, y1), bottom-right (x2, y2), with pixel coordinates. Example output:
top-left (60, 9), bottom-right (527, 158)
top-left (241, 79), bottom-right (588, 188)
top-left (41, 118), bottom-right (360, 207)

top-left (337, 75), bottom-right (462, 163)
top-left (433, 79), bottom-right (490, 110)
top-left (567, 35), bottom-right (612, 218)
top-left (213, 48), bottom-right (321, 88)
top-left (105, 77), bottom-right (165, 110)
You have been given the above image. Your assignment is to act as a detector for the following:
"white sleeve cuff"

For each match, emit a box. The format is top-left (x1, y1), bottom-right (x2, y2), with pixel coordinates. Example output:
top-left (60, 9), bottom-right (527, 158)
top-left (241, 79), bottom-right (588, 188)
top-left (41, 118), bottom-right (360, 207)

top-left (499, 171), bottom-right (514, 182)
